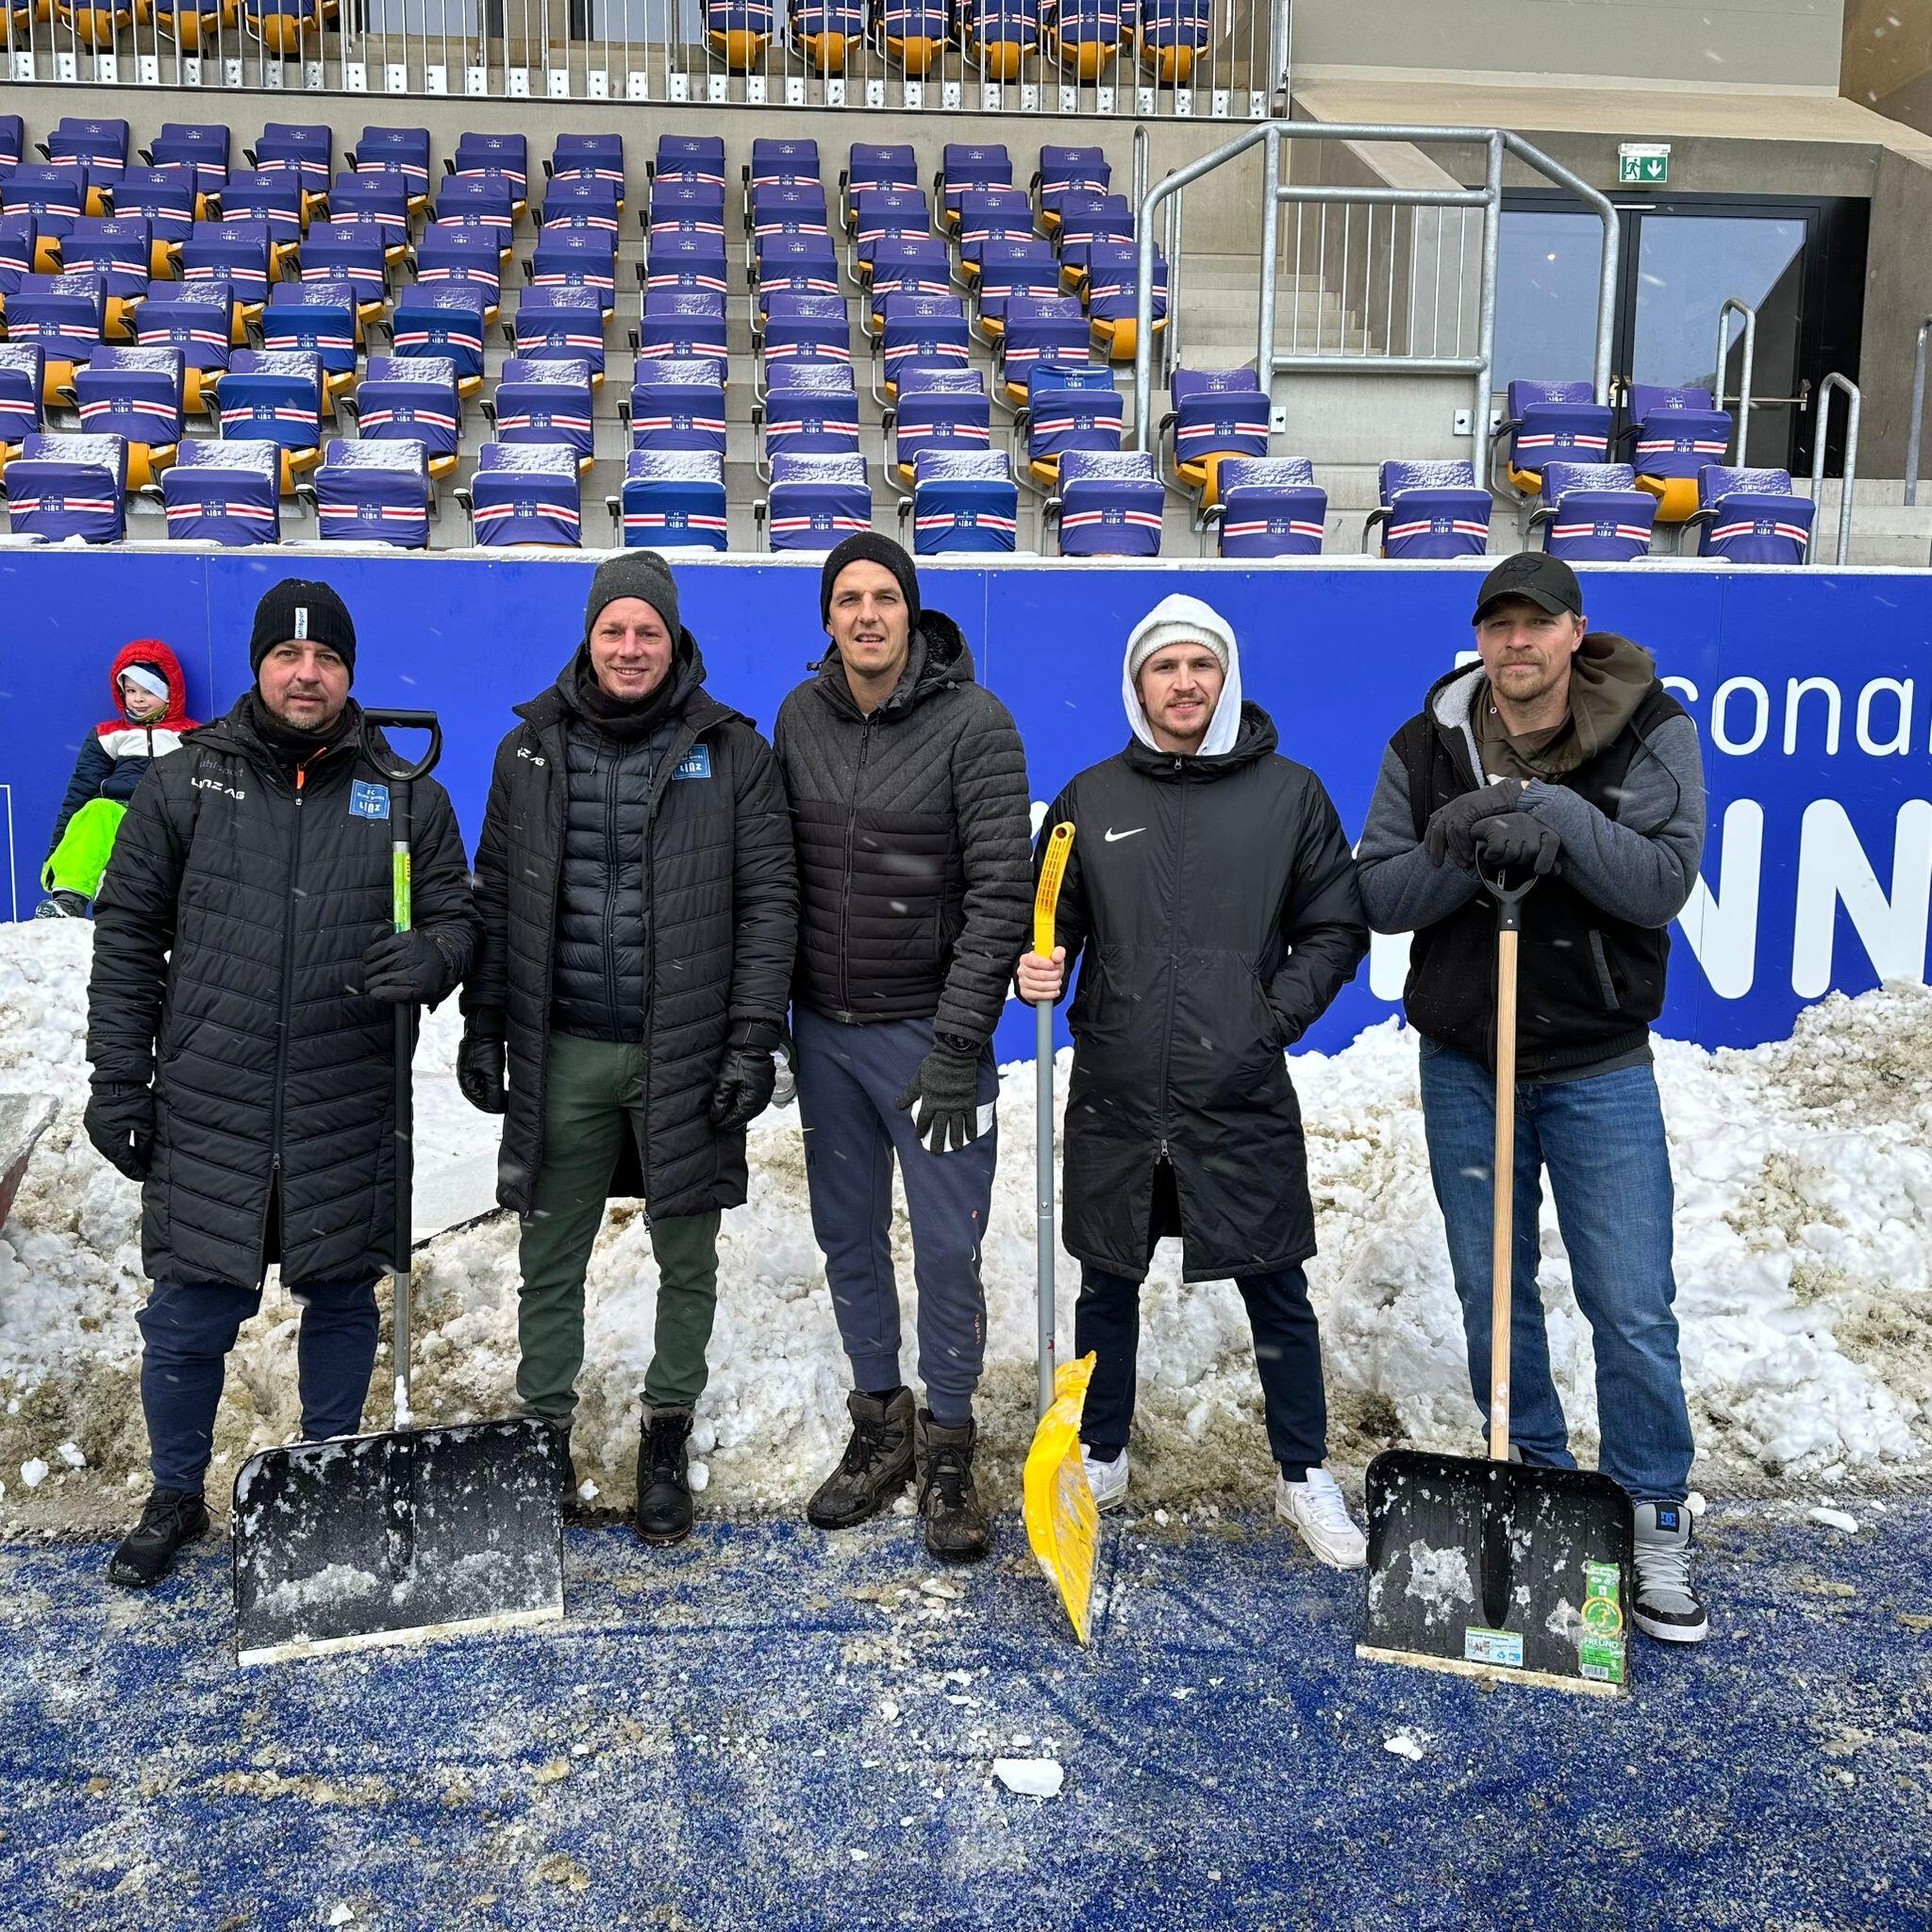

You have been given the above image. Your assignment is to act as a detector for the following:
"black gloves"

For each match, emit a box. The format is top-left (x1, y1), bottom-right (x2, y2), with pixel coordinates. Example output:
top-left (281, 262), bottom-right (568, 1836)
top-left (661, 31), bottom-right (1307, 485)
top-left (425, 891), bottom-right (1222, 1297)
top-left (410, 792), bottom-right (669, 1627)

top-left (85, 1081), bottom-right (155, 1181)
top-left (457, 1024), bottom-right (508, 1115)
top-left (1424, 779), bottom-right (1528, 870)
top-left (1474, 811), bottom-right (1561, 878)
top-left (709, 1023), bottom-right (782, 1135)
top-left (894, 1038), bottom-right (984, 1155)
top-left (360, 924), bottom-right (451, 1006)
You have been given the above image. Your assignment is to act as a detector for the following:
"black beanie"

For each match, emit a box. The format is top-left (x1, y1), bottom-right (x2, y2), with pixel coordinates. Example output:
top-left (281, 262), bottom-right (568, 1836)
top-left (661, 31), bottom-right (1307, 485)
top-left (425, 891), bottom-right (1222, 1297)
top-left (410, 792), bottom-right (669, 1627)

top-left (819, 532), bottom-right (921, 633)
top-left (249, 578), bottom-right (358, 683)
top-left (585, 550), bottom-right (681, 644)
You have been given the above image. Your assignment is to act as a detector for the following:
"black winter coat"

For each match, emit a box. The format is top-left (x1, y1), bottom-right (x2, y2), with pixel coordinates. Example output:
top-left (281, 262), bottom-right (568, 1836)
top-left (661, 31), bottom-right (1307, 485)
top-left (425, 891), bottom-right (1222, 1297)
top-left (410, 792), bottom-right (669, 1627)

top-left (87, 697), bottom-right (477, 1291)
top-left (1041, 705), bottom-right (1369, 1283)
top-left (773, 611), bottom-right (1031, 1046)
top-left (464, 641), bottom-right (798, 1220)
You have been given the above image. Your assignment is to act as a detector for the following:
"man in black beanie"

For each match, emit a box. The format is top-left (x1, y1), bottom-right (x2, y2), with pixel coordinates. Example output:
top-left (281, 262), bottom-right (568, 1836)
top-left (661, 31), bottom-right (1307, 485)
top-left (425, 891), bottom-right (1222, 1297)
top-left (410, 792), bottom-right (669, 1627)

top-left (773, 532), bottom-right (1031, 1563)
top-left (458, 553), bottom-right (797, 1546)
top-left (85, 576), bottom-right (477, 1591)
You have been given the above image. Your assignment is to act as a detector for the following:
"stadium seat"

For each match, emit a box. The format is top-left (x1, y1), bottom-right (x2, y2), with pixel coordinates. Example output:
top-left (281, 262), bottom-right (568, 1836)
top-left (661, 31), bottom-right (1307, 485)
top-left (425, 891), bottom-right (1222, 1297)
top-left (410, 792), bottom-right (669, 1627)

top-left (1690, 465), bottom-right (1815, 565)
top-left (541, 175), bottom-right (624, 242)
top-left (133, 279), bottom-right (233, 416)
top-left (147, 124), bottom-right (230, 208)
top-left (882, 0), bottom-right (948, 74)
top-left (647, 230), bottom-right (731, 300)
top-left (625, 358), bottom-right (727, 455)
top-left (1035, 145), bottom-right (1111, 234)
top-left (1527, 460), bottom-right (1656, 562)
top-left (636, 291), bottom-right (729, 365)
top-left (761, 362), bottom-right (861, 466)
top-left (964, 0), bottom-right (1040, 79)
top-left (73, 345), bottom-right (184, 490)
top-left (5, 168), bottom-right (84, 275)
top-left (328, 173), bottom-right (410, 263)
top-left (1057, 192), bottom-right (1134, 292)
top-left (45, 119), bottom-right (130, 205)
top-left (3, 431), bottom-right (126, 541)
top-left (52, 0), bottom-right (132, 46)
top-left (251, 123), bottom-right (333, 211)
top-left (1164, 366), bottom-right (1270, 506)
top-left (0, 343), bottom-right (42, 463)
top-left (791, 0), bottom-right (862, 71)
top-left (182, 220), bottom-right (275, 322)
top-left (708, 0), bottom-right (774, 69)
top-left (61, 218), bottom-right (153, 338)
top-left (1137, 0), bottom-right (1209, 83)
top-left (1050, 448), bottom-right (1163, 557)
top-left (876, 292), bottom-right (972, 398)
top-left (939, 146), bottom-right (1014, 233)
top-left (759, 293), bottom-right (852, 384)
top-left (109, 171), bottom-right (194, 277)
top-left (908, 449), bottom-right (1018, 554)
top-left (158, 437), bottom-right (280, 544)
top-left (312, 438), bottom-right (432, 549)
top-left (1366, 458), bottom-right (1491, 558)
top-left (529, 226), bottom-right (618, 315)
top-left (462, 441), bottom-right (582, 548)
top-left (7, 271), bottom-right (107, 408)
top-left (246, 0), bottom-right (343, 66)
top-left (220, 170), bottom-right (305, 268)
top-left (0, 216), bottom-right (28, 308)
top-left (262, 281), bottom-right (361, 408)
top-left (749, 184), bottom-right (832, 253)
top-left (757, 232), bottom-right (841, 306)
top-left (1500, 379), bottom-right (1614, 498)
top-left (999, 293), bottom-right (1088, 404)
top-left (347, 355), bottom-right (461, 482)
top-left (1623, 384), bottom-right (1734, 525)
top-left (891, 367), bottom-right (992, 483)
top-left (450, 133), bottom-right (528, 222)
top-left (1210, 455), bottom-right (1327, 558)
top-left (512, 286), bottom-right (608, 384)
top-left (390, 283), bottom-right (489, 398)
top-left (487, 357), bottom-right (595, 472)
top-left (411, 222), bottom-right (500, 325)
top-left (653, 136), bottom-right (726, 190)
top-left (616, 449), bottom-right (729, 550)
top-left (853, 190), bottom-right (931, 283)
top-left (1024, 360), bottom-right (1124, 486)
top-left (0, 117), bottom-right (20, 179)
top-left (763, 452), bottom-right (872, 550)
top-left (435, 175), bottom-right (518, 259)
top-left (147, 0), bottom-right (240, 51)
top-left (301, 220), bottom-right (389, 322)
top-left (349, 126), bottom-right (433, 216)
top-left (1044, 4), bottom-right (1123, 82)
top-left (959, 190), bottom-right (1037, 286)
top-left (975, 239), bottom-right (1061, 340)
top-left (219, 349), bottom-right (324, 494)
top-left (549, 135), bottom-right (625, 201)
top-left (649, 179), bottom-right (729, 253)
top-left (843, 144), bottom-right (919, 227)
top-left (869, 239), bottom-right (955, 330)
top-left (1086, 241), bottom-right (1167, 360)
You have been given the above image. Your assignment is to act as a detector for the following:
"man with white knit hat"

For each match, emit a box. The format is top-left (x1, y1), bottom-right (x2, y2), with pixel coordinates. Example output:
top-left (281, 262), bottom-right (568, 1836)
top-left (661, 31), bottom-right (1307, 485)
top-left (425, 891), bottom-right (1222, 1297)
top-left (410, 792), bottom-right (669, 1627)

top-left (1016, 592), bottom-right (1372, 1562)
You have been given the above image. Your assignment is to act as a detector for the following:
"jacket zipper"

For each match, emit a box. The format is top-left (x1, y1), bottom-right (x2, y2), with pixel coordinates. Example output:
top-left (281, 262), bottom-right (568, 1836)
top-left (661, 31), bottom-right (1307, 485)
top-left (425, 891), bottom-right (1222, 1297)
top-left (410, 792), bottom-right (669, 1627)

top-left (836, 715), bottom-right (874, 1019)
top-left (1155, 758), bottom-right (1186, 1158)
top-left (601, 735), bottom-right (623, 1035)
top-left (259, 742), bottom-right (324, 1274)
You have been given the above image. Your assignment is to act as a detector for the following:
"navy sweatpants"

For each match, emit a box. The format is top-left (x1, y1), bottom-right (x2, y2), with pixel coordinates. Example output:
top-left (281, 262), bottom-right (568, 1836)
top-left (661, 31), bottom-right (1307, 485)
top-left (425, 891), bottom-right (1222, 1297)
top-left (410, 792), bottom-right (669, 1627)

top-left (136, 1278), bottom-right (379, 1492)
top-left (792, 1007), bottom-right (998, 1427)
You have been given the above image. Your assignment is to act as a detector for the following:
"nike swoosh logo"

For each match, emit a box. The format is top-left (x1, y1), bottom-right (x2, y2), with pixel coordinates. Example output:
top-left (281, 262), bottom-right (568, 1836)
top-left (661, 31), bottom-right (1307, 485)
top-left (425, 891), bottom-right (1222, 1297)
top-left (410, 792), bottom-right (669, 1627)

top-left (1104, 827), bottom-right (1145, 843)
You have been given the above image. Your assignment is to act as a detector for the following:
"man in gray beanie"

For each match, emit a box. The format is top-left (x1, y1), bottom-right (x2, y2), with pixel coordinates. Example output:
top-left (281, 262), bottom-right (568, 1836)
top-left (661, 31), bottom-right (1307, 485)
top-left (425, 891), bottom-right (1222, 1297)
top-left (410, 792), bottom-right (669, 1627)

top-left (458, 553), bottom-right (798, 1545)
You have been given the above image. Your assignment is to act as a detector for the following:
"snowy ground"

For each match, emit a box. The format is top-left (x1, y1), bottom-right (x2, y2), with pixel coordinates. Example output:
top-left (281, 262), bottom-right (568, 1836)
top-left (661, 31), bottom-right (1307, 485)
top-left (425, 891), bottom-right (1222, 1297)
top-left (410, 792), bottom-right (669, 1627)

top-left (3, 920), bottom-right (1930, 1530)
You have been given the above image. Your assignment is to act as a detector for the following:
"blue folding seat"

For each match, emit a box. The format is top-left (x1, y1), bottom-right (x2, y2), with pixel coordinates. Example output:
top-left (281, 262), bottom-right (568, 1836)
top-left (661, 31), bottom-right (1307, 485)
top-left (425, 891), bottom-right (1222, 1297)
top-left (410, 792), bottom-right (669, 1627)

top-left (0, 116), bottom-right (22, 180)
top-left (263, 281), bottom-right (361, 407)
top-left (148, 125), bottom-right (230, 207)
top-left (708, 0), bottom-right (774, 69)
top-left (450, 133), bottom-right (528, 221)
top-left (1086, 241), bottom-right (1166, 360)
top-left (514, 287), bottom-right (608, 382)
top-left (975, 239), bottom-right (1060, 339)
top-left (252, 123), bottom-right (333, 211)
top-left (313, 438), bottom-right (432, 548)
top-left (1057, 192), bottom-right (1134, 292)
top-left (939, 145), bottom-right (1013, 233)
top-left (791, 0), bottom-right (863, 71)
top-left (160, 439), bottom-right (280, 544)
top-left (540, 175), bottom-right (623, 243)
top-left (133, 279), bottom-right (232, 415)
top-left (299, 221), bottom-right (389, 324)
top-left (843, 144), bottom-right (919, 227)
top-left (625, 358), bottom-right (727, 454)
top-left (434, 175), bottom-right (517, 259)
top-left (764, 452), bottom-right (871, 550)
top-left (61, 218), bottom-right (152, 337)
top-left (1211, 456), bottom-right (1326, 558)
top-left (869, 239), bottom-right (954, 328)
top-left (3, 432), bottom-right (126, 541)
top-left (762, 363), bottom-right (861, 462)
top-left (1691, 465), bottom-right (1814, 565)
top-left (880, 0), bottom-right (947, 72)
top-left (650, 180), bottom-right (729, 247)
top-left (74, 346), bottom-right (184, 490)
top-left (1623, 383), bottom-right (1735, 525)
top-left (488, 357), bottom-right (596, 472)
top-left (618, 449), bottom-right (729, 550)
top-left (1035, 145), bottom-right (1110, 233)
top-left (8, 272), bottom-right (107, 407)
top-left (958, 189), bottom-right (1036, 286)
top-left (551, 135), bottom-right (625, 198)
top-left (750, 184), bottom-right (832, 251)
top-left (909, 450), bottom-right (1017, 554)
top-left (45, 119), bottom-right (130, 208)
top-left (220, 170), bottom-right (305, 266)
top-left (1137, 0), bottom-right (1208, 82)
top-left (878, 293), bottom-right (971, 395)
top-left (219, 349), bottom-right (324, 493)
top-left (757, 232), bottom-right (841, 306)
top-left (390, 284), bottom-right (489, 397)
top-left (1500, 379), bottom-right (1614, 498)
top-left (759, 293), bottom-right (851, 377)
top-left (998, 293), bottom-right (1087, 404)
top-left (637, 291), bottom-right (729, 365)
top-left (1024, 361), bottom-right (1123, 486)
top-left (0, 215), bottom-right (28, 307)
top-left (530, 227), bottom-right (618, 315)
top-left (749, 140), bottom-right (821, 191)
top-left (0, 344), bottom-right (42, 461)
top-left (1043, 3), bottom-right (1122, 84)
top-left (182, 220), bottom-right (274, 317)
top-left (5, 168), bottom-right (84, 275)
top-left (652, 136), bottom-right (724, 190)
top-left (1052, 448), bottom-right (1162, 557)
top-left (1166, 366), bottom-right (1269, 504)
top-left (349, 127), bottom-right (433, 215)
top-left (246, 0), bottom-right (343, 55)
top-left (349, 355), bottom-right (461, 482)
top-left (328, 173), bottom-right (409, 263)
top-left (962, 0), bottom-right (1038, 79)
top-left (109, 171), bottom-right (194, 277)
top-left (853, 191), bottom-right (930, 282)
top-left (411, 222), bottom-right (500, 325)
top-left (647, 231), bottom-right (731, 301)
top-left (1527, 460), bottom-right (1656, 562)
top-left (465, 441), bottom-right (582, 547)
top-left (891, 367), bottom-right (991, 482)
top-left (1366, 458), bottom-right (1491, 558)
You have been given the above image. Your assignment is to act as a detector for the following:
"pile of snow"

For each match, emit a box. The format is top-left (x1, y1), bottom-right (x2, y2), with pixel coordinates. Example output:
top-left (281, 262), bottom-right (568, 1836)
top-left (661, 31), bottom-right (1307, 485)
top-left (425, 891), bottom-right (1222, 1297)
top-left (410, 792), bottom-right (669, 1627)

top-left (2, 922), bottom-right (1929, 1527)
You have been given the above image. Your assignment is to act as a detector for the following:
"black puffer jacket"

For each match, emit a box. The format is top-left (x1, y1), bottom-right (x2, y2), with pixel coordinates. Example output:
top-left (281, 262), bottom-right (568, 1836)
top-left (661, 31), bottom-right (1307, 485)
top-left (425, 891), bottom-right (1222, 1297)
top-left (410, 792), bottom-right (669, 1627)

top-left (772, 611), bottom-right (1031, 1045)
top-left (1041, 705), bottom-right (1368, 1282)
top-left (86, 696), bottom-right (476, 1291)
top-left (464, 640), bottom-right (798, 1219)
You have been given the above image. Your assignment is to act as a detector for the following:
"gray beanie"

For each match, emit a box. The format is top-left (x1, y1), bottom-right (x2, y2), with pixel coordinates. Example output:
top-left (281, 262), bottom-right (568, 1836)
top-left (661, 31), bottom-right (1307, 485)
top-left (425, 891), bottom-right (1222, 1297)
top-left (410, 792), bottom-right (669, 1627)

top-left (584, 551), bottom-right (680, 643)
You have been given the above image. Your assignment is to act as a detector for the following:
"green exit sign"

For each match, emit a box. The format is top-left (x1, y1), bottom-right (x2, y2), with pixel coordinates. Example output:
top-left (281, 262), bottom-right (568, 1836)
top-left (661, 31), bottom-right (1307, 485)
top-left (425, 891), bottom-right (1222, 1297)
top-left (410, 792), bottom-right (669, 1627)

top-left (1619, 142), bottom-right (1671, 186)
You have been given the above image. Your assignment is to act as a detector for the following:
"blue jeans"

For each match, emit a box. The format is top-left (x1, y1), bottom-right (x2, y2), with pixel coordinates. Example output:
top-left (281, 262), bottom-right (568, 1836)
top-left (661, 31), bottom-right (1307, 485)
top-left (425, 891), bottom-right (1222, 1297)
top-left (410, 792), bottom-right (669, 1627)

top-left (1418, 1041), bottom-right (1694, 1505)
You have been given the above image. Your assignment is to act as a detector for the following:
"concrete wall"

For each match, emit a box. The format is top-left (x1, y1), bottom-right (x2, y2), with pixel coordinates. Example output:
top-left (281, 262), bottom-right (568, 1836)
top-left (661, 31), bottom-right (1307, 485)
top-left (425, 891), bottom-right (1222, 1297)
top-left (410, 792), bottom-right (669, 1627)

top-left (1842, 0), bottom-right (1932, 123)
top-left (1856, 147), bottom-right (1932, 474)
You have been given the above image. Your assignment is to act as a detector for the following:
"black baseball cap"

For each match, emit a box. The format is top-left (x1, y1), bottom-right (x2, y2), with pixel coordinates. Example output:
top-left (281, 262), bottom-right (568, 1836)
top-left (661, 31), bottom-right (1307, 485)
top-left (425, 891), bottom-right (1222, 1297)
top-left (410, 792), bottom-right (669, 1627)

top-left (1472, 551), bottom-right (1584, 625)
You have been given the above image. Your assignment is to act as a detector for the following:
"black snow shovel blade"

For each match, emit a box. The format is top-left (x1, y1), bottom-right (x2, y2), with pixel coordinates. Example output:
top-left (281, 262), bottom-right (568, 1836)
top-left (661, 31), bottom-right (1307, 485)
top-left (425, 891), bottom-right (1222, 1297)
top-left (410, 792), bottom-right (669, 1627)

top-left (232, 1418), bottom-right (564, 1666)
top-left (1357, 1450), bottom-right (1634, 1696)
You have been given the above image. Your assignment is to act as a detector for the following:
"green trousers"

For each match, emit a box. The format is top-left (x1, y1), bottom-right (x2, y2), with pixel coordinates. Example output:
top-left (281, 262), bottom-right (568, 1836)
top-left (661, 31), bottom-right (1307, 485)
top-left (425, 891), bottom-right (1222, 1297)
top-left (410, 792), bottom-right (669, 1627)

top-left (42, 797), bottom-right (125, 899)
top-left (517, 1029), bottom-right (722, 1424)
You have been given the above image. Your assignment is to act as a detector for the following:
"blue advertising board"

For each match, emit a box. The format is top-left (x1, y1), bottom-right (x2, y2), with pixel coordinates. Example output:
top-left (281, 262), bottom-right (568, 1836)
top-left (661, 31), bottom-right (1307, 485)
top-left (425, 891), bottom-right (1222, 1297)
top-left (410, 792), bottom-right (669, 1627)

top-left (4, 549), bottom-right (1927, 1058)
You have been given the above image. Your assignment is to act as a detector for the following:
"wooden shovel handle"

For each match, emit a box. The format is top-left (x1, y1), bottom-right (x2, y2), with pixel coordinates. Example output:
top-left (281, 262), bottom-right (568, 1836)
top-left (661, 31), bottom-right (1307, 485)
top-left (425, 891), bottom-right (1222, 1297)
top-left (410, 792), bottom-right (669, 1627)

top-left (1489, 924), bottom-right (1519, 1463)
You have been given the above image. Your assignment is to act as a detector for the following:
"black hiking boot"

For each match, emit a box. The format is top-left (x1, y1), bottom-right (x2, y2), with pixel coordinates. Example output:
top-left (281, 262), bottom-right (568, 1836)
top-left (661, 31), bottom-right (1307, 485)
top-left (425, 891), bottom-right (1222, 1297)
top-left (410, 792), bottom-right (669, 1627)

top-left (914, 1409), bottom-right (990, 1565)
top-left (808, 1388), bottom-right (916, 1530)
top-left (107, 1486), bottom-right (210, 1590)
top-left (549, 1422), bottom-right (584, 1520)
top-left (635, 1406), bottom-right (695, 1546)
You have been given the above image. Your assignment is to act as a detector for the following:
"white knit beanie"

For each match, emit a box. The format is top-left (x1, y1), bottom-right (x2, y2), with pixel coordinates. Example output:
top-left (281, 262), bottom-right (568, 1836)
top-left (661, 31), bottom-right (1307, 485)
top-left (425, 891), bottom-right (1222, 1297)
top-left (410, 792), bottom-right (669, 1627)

top-left (1127, 615), bottom-right (1230, 685)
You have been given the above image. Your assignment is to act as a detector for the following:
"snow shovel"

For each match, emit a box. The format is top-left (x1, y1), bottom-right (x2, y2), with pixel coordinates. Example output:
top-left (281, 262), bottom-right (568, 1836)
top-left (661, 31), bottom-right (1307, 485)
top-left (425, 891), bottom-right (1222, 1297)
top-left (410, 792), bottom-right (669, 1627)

top-left (231, 709), bottom-right (564, 1667)
top-left (1357, 862), bottom-right (1634, 1697)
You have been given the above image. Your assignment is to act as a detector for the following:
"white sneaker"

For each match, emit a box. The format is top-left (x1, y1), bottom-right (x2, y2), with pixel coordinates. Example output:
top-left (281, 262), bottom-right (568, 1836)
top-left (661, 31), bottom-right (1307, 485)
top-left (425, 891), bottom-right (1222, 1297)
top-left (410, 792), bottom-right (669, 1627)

top-left (1080, 1445), bottom-right (1128, 1513)
top-left (1275, 1466), bottom-right (1368, 1570)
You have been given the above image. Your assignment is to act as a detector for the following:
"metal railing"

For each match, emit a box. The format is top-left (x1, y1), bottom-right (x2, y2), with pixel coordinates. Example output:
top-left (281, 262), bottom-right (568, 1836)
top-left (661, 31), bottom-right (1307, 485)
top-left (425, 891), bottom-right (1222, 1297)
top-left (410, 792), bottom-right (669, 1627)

top-left (3, 0), bottom-right (1291, 117)
top-left (1905, 318), bottom-right (1932, 508)
top-left (1134, 120), bottom-right (1618, 487)
top-left (1808, 371), bottom-right (1859, 567)
top-left (1714, 296), bottom-right (1756, 468)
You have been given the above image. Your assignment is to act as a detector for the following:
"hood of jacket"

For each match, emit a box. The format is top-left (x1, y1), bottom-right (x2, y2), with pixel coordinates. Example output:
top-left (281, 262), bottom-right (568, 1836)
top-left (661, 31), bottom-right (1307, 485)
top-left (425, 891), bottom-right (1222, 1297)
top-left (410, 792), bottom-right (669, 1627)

top-left (812, 608), bottom-right (974, 723)
top-left (188, 691), bottom-right (368, 779)
top-left (100, 638), bottom-right (196, 738)
top-left (1427, 632), bottom-right (1657, 782)
top-left (1121, 593), bottom-right (1245, 758)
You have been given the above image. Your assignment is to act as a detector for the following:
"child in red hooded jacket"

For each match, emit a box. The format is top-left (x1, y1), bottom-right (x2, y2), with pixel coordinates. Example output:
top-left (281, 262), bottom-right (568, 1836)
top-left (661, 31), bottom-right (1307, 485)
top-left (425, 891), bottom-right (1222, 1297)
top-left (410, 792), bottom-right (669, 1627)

top-left (38, 640), bottom-right (200, 919)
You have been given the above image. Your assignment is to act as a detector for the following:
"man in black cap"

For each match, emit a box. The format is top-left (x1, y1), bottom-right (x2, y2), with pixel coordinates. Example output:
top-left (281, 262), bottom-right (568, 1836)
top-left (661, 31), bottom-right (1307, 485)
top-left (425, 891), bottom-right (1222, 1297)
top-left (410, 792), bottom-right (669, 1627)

top-left (1357, 551), bottom-right (1711, 1645)
top-left (86, 577), bottom-right (477, 1590)
top-left (772, 532), bottom-right (1030, 1563)
top-left (457, 553), bottom-right (797, 1545)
